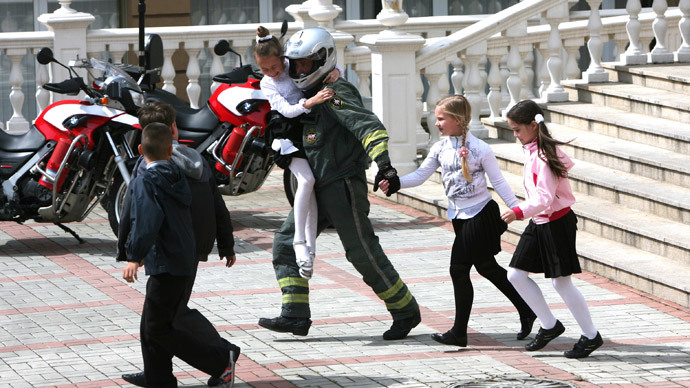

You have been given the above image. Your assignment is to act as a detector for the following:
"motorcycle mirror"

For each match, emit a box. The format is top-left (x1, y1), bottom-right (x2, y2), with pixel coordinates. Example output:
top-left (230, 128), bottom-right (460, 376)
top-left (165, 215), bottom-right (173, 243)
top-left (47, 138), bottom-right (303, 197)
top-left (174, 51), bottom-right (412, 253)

top-left (214, 40), bottom-right (230, 56)
top-left (37, 47), bottom-right (55, 65)
top-left (279, 20), bottom-right (288, 39)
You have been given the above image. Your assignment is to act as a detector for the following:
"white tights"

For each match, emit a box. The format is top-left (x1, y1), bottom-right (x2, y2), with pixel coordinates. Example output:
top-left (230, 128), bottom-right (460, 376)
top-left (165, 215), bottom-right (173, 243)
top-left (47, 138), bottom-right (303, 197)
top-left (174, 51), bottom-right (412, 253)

top-left (507, 267), bottom-right (598, 339)
top-left (289, 158), bottom-right (317, 261)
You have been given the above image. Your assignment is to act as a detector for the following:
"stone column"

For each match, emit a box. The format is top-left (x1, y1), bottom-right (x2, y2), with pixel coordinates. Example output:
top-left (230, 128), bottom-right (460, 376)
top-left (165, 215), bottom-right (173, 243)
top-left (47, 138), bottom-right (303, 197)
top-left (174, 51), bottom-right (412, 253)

top-left (543, 4), bottom-right (569, 103)
top-left (38, 1), bottom-right (94, 100)
top-left (582, 0), bottom-right (609, 83)
top-left (360, 2), bottom-right (424, 175)
top-left (5, 49), bottom-right (30, 133)
top-left (650, 0), bottom-right (674, 63)
top-left (676, 0), bottom-right (690, 62)
top-left (621, 0), bottom-right (647, 64)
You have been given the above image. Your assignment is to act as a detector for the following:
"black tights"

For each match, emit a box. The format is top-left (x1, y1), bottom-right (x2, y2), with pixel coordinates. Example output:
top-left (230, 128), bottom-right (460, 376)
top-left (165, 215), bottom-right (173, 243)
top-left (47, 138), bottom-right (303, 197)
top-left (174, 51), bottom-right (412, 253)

top-left (449, 241), bottom-right (532, 336)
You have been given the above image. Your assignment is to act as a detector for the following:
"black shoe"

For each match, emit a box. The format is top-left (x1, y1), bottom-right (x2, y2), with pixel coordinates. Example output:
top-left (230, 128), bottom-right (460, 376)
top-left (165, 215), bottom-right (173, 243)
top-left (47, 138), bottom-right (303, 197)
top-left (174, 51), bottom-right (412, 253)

top-left (383, 311), bottom-right (421, 340)
top-left (207, 376), bottom-right (223, 387)
top-left (564, 332), bottom-right (603, 358)
top-left (525, 320), bottom-right (565, 351)
top-left (258, 316), bottom-right (312, 336)
top-left (517, 312), bottom-right (537, 340)
top-left (431, 330), bottom-right (467, 347)
top-left (121, 371), bottom-right (147, 387)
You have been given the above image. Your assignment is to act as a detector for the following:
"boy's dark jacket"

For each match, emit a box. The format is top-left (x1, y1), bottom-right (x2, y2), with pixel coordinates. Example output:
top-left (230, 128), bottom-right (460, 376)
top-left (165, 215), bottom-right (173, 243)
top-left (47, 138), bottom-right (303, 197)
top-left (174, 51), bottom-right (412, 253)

top-left (117, 145), bottom-right (235, 263)
top-left (126, 160), bottom-right (196, 276)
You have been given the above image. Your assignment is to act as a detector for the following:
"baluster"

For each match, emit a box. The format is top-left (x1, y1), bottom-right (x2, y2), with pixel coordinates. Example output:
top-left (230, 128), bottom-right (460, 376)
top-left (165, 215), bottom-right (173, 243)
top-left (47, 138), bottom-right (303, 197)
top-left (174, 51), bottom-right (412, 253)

top-left (544, 4), bottom-right (569, 103)
top-left (416, 74), bottom-right (430, 156)
top-left (676, 0), bottom-right (690, 62)
top-left (650, 0), bottom-right (674, 63)
top-left (505, 41), bottom-right (523, 114)
top-left (536, 43), bottom-right (550, 99)
top-left (499, 54), bottom-right (510, 108)
top-left (564, 38), bottom-right (584, 80)
top-left (583, 0), bottom-right (609, 82)
top-left (521, 48), bottom-right (536, 100)
top-left (464, 43), bottom-right (488, 138)
top-left (162, 45), bottom-right (177, 95)
top-left (34, 48), bottom-right (50, 115)
top-left (450, 57), bottom-right (464, 96)
top-left (479, 55), bottom-right (488, 105)
top-left (486, 47), bottom-right (506, 118)
top-left (6, 49), bottom-right (29, 133)
top-left (186, 45), bottom-right (202, 109)
top-left (210, 49), bottom-right (225, 94)
top-left (621, 0), bottom-right (646, 64)
top-left (613, 32), bottom-right (629, 59)
top-left (425, 61), bottom-right (446, 139)
top-left (353, 64), bottom-right (371, 97)
top-left (108, 43), bottom-right (127, 65)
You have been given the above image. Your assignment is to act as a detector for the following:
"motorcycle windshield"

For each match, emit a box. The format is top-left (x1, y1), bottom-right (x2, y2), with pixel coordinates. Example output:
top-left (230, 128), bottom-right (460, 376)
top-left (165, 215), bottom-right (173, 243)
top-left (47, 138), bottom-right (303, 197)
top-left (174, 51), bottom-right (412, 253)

top-left (90, 58), bottom-right (143, 93)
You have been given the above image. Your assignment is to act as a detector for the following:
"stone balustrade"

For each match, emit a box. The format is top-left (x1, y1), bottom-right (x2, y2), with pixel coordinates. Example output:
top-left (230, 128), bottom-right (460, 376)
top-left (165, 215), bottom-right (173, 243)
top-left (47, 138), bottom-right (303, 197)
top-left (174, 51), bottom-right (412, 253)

top-left (0, 0), bottom-right (687, 171)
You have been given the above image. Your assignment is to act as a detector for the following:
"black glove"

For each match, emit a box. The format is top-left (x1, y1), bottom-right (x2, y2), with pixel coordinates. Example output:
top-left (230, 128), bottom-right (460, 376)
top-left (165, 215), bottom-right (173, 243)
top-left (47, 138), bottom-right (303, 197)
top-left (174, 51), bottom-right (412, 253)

top-left (373, 162), bottom-right (400, 197)
top-left (273, 152), bottom-right (293, 169)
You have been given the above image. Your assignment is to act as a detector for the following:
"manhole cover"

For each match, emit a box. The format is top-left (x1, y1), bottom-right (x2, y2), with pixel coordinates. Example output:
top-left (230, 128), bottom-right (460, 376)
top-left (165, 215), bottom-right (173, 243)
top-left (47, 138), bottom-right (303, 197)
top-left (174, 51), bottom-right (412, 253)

top-left (448, 378), bottom-right (577, 388)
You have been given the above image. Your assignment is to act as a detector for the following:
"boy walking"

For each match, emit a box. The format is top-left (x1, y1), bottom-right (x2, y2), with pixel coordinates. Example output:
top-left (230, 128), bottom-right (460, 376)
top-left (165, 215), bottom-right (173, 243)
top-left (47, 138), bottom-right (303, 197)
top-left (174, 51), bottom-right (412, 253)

top-left (123, 122), bottom-right (236, 388)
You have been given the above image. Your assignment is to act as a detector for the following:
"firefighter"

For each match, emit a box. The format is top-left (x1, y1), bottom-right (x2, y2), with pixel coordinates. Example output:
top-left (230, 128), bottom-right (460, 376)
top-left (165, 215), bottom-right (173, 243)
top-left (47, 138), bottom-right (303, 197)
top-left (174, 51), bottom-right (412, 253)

top-left (258, 27), bottom-right (421, 340)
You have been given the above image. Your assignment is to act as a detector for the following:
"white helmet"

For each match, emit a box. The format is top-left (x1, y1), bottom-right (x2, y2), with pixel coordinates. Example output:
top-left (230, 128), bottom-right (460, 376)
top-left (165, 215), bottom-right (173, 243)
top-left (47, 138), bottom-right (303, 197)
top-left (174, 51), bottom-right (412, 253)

top-left (283, 27), bottom-right (337, 91)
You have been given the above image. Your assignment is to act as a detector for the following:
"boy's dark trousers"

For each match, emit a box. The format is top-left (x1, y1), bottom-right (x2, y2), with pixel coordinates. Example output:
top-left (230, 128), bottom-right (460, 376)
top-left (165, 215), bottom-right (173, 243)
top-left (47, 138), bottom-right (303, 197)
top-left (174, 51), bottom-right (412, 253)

top-left (141, 273), bottom-right (229, 387)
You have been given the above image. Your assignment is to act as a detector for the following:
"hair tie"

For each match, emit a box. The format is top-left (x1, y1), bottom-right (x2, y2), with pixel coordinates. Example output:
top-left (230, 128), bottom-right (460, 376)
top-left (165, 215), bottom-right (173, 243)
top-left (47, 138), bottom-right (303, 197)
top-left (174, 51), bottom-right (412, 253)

top-left (534, 113), bottom-right (544, 124)
top-left (256, 34), bottom-right (273, 43)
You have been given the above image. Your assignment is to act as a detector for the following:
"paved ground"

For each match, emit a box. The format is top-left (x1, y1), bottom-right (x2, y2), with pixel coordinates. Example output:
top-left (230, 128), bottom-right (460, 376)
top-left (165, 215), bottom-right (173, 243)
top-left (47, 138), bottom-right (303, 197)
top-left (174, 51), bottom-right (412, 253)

top-left (1, 169), bottom-right (689, 388)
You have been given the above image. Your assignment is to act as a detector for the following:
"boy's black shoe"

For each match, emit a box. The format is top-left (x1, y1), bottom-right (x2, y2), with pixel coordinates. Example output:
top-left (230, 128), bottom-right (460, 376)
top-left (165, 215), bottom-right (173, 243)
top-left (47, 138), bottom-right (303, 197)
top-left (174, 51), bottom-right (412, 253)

top-left (517, 312), bottom-right (537, 340)
top-left (564, 332), bottom-right (603, 358)
top-left (525, 320), bottom-right (565, 351)
top-left (121, 371), bottom-right (146, 387)
top-left (431, 330), bottom-right (467, 347)
top-left (383, 311), bottom-right (421, 340)
top-left (258, 316), bottom-right (312, 336)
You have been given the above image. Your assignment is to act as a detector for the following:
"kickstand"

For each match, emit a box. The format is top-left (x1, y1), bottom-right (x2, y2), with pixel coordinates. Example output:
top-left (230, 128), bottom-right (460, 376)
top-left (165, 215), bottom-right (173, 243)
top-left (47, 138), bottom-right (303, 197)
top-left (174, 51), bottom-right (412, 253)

top-left (54, 223), bottom-right (85, 244)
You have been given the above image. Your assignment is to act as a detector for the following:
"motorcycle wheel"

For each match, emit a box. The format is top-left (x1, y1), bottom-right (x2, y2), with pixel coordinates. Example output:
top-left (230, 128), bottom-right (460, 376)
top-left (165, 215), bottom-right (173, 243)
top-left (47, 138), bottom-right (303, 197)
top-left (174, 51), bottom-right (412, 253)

top-left (104, 173), bottom-right (127, 236)
top-left (283, 168), bottom-right (297, 207)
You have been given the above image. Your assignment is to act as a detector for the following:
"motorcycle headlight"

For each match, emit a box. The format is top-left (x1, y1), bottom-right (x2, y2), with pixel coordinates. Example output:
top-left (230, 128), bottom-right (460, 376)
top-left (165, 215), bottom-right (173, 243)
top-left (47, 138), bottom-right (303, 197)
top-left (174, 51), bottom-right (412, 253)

top-left (129, 89), bottom-right (144, 107)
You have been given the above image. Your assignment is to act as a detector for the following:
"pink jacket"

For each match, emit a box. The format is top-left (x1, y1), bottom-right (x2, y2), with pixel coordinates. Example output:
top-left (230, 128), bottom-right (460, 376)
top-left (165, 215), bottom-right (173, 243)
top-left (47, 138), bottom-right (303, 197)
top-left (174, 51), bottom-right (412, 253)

top-left (512, 140), bottom-right (576, 224)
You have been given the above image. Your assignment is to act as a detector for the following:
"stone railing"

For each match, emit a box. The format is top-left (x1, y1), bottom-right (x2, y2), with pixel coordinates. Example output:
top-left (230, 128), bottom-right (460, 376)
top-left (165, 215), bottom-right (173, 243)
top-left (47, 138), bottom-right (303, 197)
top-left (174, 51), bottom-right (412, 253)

top-left (1, 0), bottom-right (689, 173)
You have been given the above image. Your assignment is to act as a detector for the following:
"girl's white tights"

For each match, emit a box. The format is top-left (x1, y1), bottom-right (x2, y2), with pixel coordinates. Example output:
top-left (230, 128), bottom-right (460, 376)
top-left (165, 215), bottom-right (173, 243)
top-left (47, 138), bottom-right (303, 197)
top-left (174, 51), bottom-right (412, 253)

top-left (507, 268), bottom-right (598, 339)
top-left (289, 158), bottom-right (317, 261)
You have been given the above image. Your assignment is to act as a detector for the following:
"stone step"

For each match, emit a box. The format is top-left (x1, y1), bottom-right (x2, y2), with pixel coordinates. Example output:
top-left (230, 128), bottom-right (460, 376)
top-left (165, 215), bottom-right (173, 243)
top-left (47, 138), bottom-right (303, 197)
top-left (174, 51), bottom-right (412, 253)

top-left (487, 118), bottom-right (690, 187)
top-left (562, 80), bottom-right (690, 124)
top-left (604, 63), bottom-right (690, 94)
top-left (542, 102), bottom-right (690, 154)
top-left (368, 169), bottom-right (690, 309)
top-left (488, 140), bottom-right (690, 224)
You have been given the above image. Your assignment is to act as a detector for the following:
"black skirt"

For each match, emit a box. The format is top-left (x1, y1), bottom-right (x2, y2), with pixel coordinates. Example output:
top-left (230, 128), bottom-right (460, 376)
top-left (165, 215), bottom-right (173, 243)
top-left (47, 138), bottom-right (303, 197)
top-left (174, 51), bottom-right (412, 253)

top-left (451, 199), bottom-right (508, 258)
top-left (509, 209), bottom-right (581, 278)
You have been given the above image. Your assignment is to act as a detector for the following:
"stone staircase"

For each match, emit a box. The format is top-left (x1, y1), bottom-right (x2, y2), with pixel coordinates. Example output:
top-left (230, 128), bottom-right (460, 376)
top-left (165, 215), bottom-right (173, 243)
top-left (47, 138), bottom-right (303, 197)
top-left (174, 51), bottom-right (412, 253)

top-left (376, 63), bottom-right (690, 309)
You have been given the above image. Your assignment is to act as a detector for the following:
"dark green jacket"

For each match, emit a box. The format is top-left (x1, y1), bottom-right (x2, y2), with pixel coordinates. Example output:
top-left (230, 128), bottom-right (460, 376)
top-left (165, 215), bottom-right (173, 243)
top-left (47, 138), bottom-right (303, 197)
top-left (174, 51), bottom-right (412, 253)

top-left (300, 78), bottom-right (391, 188)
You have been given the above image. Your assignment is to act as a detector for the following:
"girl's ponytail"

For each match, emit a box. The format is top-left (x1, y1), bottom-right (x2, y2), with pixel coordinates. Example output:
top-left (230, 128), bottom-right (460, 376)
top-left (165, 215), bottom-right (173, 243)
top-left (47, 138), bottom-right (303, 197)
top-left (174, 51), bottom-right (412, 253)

top-left (254, 26), bottom-right (282, 58)
top-left (460, 132), bottom-right (472, 182)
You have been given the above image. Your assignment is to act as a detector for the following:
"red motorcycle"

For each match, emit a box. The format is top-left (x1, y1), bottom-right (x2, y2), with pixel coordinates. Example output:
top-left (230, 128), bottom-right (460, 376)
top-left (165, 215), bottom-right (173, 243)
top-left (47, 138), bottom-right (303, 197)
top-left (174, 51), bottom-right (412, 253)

top-left (0, 48), bottom-right (141, 241)
top-left (103, 33), bottom-right (278, 235)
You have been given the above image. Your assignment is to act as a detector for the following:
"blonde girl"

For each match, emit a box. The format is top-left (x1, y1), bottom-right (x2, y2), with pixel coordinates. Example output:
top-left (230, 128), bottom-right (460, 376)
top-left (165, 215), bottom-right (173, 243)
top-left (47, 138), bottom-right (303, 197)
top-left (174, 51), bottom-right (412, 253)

top-left (381, 95), bottom-right (535, 347)
top-left (502, 99), bottom-right (602, 358)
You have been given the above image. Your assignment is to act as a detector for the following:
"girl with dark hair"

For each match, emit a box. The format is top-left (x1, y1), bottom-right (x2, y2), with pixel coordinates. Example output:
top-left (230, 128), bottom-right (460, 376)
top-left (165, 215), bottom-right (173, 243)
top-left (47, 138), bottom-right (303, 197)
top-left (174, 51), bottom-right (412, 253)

top-left (501, 99), bottom-right (603, 359)
top-left (380, 95), bottom-right (536, 347)
top-left (254, 26), bottom-right (339, 279)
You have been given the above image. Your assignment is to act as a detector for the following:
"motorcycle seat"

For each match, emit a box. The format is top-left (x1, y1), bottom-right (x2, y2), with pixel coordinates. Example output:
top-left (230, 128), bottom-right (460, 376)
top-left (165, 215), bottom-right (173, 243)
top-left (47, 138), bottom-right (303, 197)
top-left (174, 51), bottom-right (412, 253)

top-left (175, 104), bottom-right (219, 133)
top-left (0, 127), bottom-right (46, 152)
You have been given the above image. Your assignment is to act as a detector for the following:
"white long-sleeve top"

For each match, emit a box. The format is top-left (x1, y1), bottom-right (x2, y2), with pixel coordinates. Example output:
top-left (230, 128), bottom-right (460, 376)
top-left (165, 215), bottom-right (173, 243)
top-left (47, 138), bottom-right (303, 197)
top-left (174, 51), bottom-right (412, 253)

top-left (260, 59), bottom-right (310, 118)
top-left (400, 133), bottom-right (519, 220)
